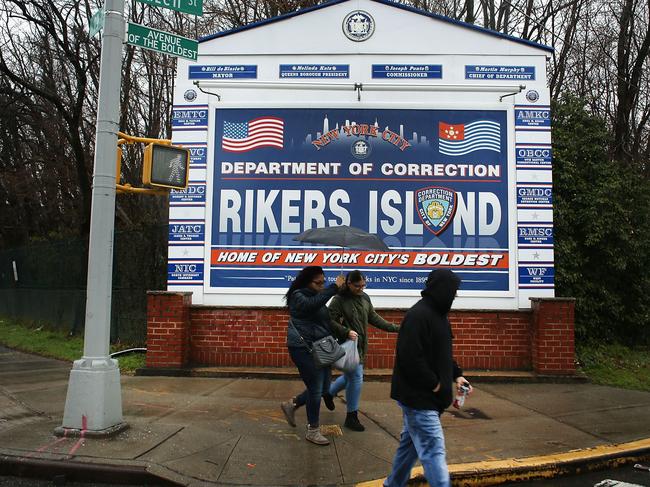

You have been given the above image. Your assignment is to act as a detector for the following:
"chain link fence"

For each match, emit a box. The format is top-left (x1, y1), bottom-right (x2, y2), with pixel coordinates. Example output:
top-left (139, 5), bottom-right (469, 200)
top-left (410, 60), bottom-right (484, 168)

top-left (0, 225), bottom-right (168, 345)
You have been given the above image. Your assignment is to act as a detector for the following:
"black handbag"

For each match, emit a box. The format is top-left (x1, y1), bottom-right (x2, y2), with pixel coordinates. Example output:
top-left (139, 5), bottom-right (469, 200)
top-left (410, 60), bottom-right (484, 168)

top-left (311, 335), bottom-right (345, 368)
top-left (289, 320), bottom-right (345, 368)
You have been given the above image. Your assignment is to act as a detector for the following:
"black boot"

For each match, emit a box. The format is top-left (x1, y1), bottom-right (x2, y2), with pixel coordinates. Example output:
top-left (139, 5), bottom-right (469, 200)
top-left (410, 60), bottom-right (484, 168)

top-left (323, 393), bottom-right (335, 411)
top-left (344, 411), bottom-right (365, 431)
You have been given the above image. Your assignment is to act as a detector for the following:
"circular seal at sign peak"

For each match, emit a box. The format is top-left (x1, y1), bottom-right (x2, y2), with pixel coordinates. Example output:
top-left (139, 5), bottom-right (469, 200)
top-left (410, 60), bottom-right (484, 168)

top-left (184, 89), bottom-right (197, 102)
top-left (343, 10), bottom-right (375, 42)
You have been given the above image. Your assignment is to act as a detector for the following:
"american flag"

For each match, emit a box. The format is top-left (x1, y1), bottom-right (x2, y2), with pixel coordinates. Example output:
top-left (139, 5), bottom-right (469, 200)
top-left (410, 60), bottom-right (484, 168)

top-left (438, 120), bottom-right (500, 156)
top-left (222, 117), bottom-right (284, 152)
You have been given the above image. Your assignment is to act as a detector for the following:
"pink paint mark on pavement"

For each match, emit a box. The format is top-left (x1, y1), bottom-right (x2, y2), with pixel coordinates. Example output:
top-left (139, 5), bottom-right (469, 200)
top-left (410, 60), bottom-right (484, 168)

top-left (66, 414), bottom-right (87, 457)
top-left (23, 429), bottom-right (70, 459)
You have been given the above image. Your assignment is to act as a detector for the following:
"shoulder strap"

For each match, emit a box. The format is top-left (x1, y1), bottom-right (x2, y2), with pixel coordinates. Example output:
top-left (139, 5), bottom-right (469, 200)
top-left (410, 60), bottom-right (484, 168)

top-left (288, 319), bottom-right (312, 352)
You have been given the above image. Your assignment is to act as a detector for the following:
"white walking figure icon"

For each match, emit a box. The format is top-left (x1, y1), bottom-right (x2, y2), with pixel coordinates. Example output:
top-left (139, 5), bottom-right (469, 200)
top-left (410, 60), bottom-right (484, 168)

top-left (169, 154), bottom-right (184, 182)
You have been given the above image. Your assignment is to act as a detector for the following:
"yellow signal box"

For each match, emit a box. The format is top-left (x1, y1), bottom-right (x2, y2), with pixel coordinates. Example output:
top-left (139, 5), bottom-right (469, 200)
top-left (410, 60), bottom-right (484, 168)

top-left (142, 143), bottom-right (190, 190)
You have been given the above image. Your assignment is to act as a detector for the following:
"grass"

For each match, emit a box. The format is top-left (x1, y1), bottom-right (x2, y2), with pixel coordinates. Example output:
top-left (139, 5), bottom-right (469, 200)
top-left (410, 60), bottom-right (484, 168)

top-left (0, 318), bottom-right (146, 374)
top-left (577, 342), bottom-right (650, 391)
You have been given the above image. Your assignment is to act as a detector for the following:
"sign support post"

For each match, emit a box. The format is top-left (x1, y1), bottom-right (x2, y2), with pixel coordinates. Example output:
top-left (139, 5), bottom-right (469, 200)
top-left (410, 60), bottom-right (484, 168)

top-left (56, 0), bottom-right (128, 436)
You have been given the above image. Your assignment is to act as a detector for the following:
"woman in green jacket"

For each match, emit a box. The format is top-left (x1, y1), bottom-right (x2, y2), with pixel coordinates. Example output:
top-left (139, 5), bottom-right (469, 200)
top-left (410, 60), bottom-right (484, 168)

top-left (325, 270), bottom-right (399, 431)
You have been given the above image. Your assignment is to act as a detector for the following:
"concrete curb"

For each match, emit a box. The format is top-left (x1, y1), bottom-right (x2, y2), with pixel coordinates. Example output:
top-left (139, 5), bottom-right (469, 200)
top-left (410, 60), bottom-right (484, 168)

top-left (0, 452), bottom-right (182, 486)
top-left (355, 438), bottom-right (650, 487)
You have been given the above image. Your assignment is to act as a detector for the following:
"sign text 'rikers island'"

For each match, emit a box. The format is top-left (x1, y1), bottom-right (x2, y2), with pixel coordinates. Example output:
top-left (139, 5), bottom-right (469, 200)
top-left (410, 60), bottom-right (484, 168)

top-left (218, 189), bottom-right (502, 236)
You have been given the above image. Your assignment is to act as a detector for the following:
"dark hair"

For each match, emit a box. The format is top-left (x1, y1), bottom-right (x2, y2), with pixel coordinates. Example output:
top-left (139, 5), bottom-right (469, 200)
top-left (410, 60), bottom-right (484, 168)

top-left (346, 270), bottom-right (365, 285)
top-left (340, 270), bottom-right (365, 296)
top-left (284, 266), bottom-right (325, 304)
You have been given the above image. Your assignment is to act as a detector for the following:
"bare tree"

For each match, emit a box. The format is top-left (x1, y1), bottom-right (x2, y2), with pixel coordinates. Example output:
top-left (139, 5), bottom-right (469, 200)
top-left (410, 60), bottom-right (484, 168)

top-left (612, 0), bottom-right (650, 163)
top-left (0, 0), bottom-right (186, 243)
top-left (0, 0), bottom-right (99, 235)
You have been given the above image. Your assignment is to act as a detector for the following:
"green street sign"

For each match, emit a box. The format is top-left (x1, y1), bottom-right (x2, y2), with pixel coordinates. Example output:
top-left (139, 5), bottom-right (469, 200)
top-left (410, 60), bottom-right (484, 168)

top-left (136, 0), bottom-right (203, 16)
top-left (126, 23), bottom-right (198, 61)
top-left (89, 8), bottom-right (105, 37)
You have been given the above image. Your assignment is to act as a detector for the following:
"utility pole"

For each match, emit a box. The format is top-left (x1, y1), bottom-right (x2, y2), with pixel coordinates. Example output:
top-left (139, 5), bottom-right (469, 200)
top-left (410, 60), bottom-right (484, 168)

top-left (56, 0), bottom-right (128, 436)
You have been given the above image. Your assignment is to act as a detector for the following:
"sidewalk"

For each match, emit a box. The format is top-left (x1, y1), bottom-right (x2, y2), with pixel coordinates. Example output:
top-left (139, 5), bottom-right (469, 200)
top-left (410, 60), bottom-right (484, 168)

top-left (1, 345), bottom-right (650, 486)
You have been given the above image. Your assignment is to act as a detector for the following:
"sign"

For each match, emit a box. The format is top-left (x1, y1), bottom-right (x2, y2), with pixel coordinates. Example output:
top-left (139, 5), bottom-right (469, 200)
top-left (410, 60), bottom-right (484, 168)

top-left (174, 143), bottom-right (208, 167)
top-left (279, 64), bottom-right (349, 78)
top-left (518, 224), bottom-right (553, 247)
top-left (465, 65), bottom-right (535, 80)
top-left (372, 64), bottom-right (442, 79)
top-left (516, 185), bottom-right (553, 207)
top-left (189, 65), bottom-right (257, 79)
top-left (170, 183), bottom-right (206, 204)
top-left (516, 145), bottom-right (552, 167)
top-left (515, 106), bottom-right (551, 129)
top-left (210, 108), bottom-right (510, 292)
top-left (169, 221), bottom-right (205, 244)
top-left (172, 106), bottom-right (208, 128)
top-left (518, 265), bottom-right (554, 288)
top-left (127, 22), bottom-right (198, 61)
top-left (89, 8), bottom-right (105, 37)
top-left (137, 0), bottom-right (203, 16)
top-left (168, 260), bottom-right (204, 284)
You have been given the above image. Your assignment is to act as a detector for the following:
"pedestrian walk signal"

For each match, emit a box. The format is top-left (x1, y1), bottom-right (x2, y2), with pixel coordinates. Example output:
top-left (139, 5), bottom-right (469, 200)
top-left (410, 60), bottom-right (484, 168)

top-left (143, 143), bottom-right (189, 190)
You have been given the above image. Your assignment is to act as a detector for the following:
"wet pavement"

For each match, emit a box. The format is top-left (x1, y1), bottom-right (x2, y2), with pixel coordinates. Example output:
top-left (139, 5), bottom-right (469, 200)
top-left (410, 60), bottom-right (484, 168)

top-left (1, 345), bottom-right (650, 486)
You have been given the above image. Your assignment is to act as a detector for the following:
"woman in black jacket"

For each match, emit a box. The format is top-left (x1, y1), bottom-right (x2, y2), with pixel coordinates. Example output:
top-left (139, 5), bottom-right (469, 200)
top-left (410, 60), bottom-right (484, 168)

top-left (280, 266), bottom-right (345, 445)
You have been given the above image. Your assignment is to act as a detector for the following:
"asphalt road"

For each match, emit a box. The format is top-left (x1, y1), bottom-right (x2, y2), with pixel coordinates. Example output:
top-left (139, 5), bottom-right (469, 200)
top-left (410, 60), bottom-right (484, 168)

top-left (0, 476), bottom-right (130, 487)
top-left (503, 464), bottom-right (650, 486)
top-left (3, 466), bottom-right (650, 486)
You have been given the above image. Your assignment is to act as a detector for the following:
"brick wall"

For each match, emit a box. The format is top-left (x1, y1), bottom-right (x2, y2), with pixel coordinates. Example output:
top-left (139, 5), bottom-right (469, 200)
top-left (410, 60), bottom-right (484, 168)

top-left (531, 298), bottom-right (576, 374)
top-left (191, 308), bottom-right (291, 367)
top-left (146, 293), bottom-right (576, 374)
top-left (449, 311), bottom-right (532, 370)
top-left (145, 291), bottom-right (192, 368)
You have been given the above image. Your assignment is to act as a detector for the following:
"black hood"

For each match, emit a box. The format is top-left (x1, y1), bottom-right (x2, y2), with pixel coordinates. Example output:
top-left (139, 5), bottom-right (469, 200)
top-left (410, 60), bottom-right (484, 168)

top-left (420, 269), bottom-right (461, 314)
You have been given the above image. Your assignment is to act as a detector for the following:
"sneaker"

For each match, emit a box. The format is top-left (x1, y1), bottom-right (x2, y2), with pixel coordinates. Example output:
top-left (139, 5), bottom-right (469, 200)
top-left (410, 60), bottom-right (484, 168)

top-left (281, 401), bottom-right (296, 427)
top-left (344, 411), bottom-right (365, 431)
top-left (306, 425), bottom-right (330, 445)
top-left (323, 393), bottom-right (335, 411)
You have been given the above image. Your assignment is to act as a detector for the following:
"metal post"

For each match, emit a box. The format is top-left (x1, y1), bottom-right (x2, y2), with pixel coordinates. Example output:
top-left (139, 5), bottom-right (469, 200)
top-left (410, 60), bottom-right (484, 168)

top-left (56, 0), bottom-right (128, 436)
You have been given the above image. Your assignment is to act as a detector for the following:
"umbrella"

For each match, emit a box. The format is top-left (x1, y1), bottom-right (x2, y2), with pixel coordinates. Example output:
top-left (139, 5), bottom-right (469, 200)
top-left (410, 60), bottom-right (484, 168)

top-left (293, 225), bottom-right (389, 251)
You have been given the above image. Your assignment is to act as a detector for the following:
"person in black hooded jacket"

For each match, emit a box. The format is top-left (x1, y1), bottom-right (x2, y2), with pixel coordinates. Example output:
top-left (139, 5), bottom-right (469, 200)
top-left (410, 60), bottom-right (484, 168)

top-left (384, 269), bottom-right (472, 487)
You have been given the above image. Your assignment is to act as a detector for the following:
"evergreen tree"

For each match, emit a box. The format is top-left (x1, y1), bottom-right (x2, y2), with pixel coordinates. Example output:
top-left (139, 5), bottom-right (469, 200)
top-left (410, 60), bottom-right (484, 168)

top-left (553, 96), bottom-right (650, 345)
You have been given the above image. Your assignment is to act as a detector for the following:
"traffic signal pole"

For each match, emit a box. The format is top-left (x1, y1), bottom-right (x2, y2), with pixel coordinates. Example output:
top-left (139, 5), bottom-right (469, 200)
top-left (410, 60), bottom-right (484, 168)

top-left (56, 0), bottom-right (128, 436)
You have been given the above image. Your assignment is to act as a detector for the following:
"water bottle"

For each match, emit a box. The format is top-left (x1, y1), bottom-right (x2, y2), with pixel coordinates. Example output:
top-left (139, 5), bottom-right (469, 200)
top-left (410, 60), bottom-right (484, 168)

top-left (453, 384), bottom-right (470, 409)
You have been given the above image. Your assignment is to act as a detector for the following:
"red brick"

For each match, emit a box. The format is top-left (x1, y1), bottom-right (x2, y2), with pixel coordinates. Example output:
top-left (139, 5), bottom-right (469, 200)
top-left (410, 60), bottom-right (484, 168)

top-left (145, 298), bottom-right (575, 372)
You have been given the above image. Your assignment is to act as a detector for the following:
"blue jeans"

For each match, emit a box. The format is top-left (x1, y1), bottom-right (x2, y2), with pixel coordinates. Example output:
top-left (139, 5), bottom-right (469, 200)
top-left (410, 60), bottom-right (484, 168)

top-left (329, 363), bottom-right (364, 412)
top-left (288, 346), bottom-right (330, 427)
top-left (384, 403), bottom-right (450, 487)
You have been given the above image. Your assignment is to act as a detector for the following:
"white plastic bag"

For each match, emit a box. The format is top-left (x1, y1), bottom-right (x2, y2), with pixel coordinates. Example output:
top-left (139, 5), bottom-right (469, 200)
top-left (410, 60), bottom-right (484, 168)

top-left (333, 339), bottom-right (360, 373)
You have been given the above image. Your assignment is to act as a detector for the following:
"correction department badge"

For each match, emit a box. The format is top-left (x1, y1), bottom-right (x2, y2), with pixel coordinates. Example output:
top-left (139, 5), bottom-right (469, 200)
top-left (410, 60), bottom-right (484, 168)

top-left (416, 187), bottom-right (457, 235)
top-left (343, 11), bottom-right (375, 42)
